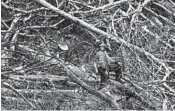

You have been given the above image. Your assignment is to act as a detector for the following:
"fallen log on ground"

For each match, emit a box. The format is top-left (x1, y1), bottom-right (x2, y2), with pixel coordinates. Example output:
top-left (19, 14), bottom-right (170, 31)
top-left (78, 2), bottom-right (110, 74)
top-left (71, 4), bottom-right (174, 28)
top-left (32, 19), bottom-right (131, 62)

top-left (11, 41), bottom-right (157, 109)
top-left (10, 74), bottom-right (68, 81)
top-left (1, 88), bottom-right (79, 98)
top-left (64, 65), bottom-right (121, 109)
top-left (63, 65), bottom-right (157, 110)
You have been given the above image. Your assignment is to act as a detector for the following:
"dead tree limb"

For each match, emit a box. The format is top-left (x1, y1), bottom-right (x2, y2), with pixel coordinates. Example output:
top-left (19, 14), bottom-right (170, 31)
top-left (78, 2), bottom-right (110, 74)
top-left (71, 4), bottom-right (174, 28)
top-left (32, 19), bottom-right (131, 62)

top-left (2, 2), bottom-right (49, 14)
top-left (1, 88), bottom-right (79, 95)
top-left (168, 0), bottom-right (175, 7)
top-left (69, 0), bottom-right (128, 14)
top-left (144, 7), bottom-right (175, 26)
top-left (64, 66), bottom-right (120, 109)
top-left (34, 0), bottom-right (172, 70)
top-left (153, 2), bottom-right (175, 17)
top-left (35, 0), bottom-right (175, 94)
top-left (2, 82), bottom-right (36, 109)
top-left (3, 13), bottom-right (21, 41)
top-left (10, 74), bottom-right (68, 81)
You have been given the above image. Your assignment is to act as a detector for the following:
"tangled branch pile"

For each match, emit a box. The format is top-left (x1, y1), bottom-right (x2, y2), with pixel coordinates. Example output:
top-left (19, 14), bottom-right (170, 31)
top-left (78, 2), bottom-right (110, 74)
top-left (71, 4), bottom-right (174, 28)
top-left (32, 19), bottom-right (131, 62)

top-left (1, 0), bottom-right (175, 110)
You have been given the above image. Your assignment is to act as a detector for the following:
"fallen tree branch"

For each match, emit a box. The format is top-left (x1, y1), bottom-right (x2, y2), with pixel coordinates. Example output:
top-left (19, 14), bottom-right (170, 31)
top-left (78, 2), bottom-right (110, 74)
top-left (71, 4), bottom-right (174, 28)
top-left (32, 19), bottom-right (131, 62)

top-left (1, 19), bottom-right (10, 29)
top-left (2, 2), bottom-right (49, 14)
top-left (1, 88), bottom-right (79, 95)
top-left (9, 30), bottom-right (19, 52)
top-left (2, 82), bottom-right (36, 109)
top-left (69, 0), bottom-right (128, 14)
top-left (68, 0), bottom-right (95, 9)
top-left (10, 74), bottom-right (68, 81)
top-left (34, 0), bottom-right (173, 73)
top-left (3, 13), bottom-right (21, 41)
top-left (14, 45), bottom-right (117, 108)
top-left (168, 0), bottom-right (175, 7)
top-left (2, 96), bottom-right (25, 102)
top-left (22, 25), bottom-right (58, 29)
top-left (64, 65), bottom-right (120, 109)
top-left (35, 0), bottom-right (175, 100)
top-left (153, 2), bottom-right (175, 17)
top-left (144, 7), bottom-right (175, 26)
top-left (129, 0), bottom-right (150, 16)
